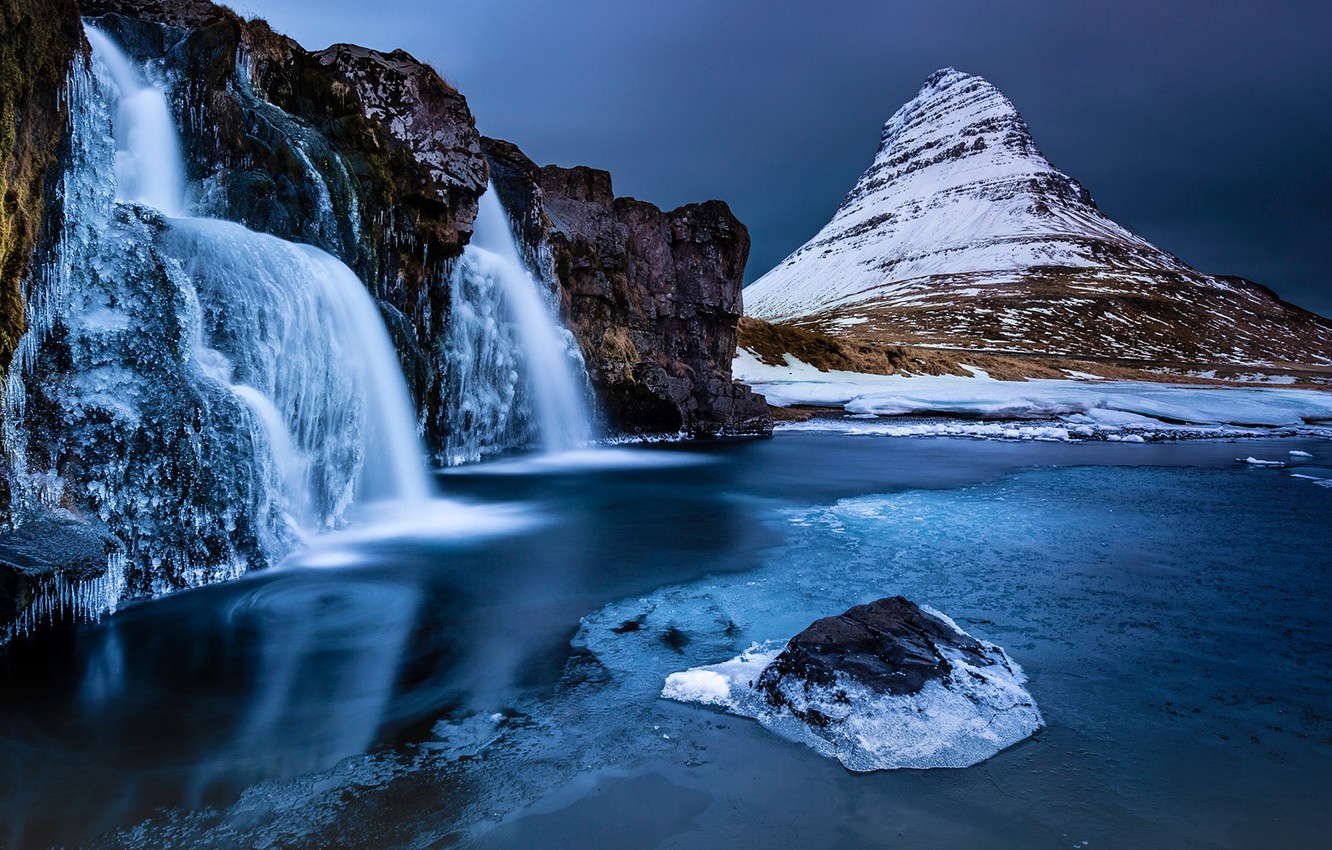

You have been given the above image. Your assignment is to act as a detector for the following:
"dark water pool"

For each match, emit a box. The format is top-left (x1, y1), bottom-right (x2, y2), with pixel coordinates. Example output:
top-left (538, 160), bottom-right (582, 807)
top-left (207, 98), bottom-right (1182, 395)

top-left (1, 435), bottom-right (1329, 849)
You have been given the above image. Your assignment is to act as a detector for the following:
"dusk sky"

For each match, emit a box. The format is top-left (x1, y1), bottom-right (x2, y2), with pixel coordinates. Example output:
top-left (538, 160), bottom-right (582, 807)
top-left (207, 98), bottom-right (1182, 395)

top-left (232, 0), bottom-right (1332, 317)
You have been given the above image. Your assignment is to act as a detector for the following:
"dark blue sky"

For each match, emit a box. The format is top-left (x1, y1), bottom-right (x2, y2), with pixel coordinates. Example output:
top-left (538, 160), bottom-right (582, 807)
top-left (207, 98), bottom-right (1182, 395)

top-left (233, 0), bottom-right (1332, 317)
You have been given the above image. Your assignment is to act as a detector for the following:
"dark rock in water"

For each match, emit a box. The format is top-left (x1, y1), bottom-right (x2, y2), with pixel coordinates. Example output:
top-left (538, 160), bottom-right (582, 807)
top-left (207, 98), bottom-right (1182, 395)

top-left (484, 137), bottom-right (772, 438)
top-left (663, 597), bottom-right (1043, 770)
top-left (757, 596), bottom-right (990, 714)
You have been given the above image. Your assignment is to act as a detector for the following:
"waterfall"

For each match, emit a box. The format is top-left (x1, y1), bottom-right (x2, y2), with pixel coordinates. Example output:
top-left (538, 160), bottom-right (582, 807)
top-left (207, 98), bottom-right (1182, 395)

top-left (162, 220), bottom-right (432, 513)
top-left (82, 26), bottom-right (186, 217)
top-left (4, 26), bottom-right (433, 612)
top-left (442, 186), bottom-right (593, 464)
top-left (86, 26), bottom-right (429, 515)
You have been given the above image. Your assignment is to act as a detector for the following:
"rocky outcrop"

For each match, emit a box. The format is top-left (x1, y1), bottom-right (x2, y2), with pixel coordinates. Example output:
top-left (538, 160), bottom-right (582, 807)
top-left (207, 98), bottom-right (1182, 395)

top-left (69, 0), bottom-right (767, 442)
top-left (757, 597), bottom-right (989, 707)
top-left (0, 0), bottom-right (770, 638)
top-left (485, 138), bottom-right (770, 436)
top-left (0, 0), bottom-right (84, 371)
top-left (745, 68), bottom-right (1332, 373)
top-left (663, 596), bottom-right (1042, 770)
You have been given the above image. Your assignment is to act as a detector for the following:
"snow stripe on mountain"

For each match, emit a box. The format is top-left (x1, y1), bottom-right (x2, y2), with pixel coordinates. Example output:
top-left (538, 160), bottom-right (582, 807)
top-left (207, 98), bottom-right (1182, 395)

top-left (746, 67), bottom-right (1195, 322)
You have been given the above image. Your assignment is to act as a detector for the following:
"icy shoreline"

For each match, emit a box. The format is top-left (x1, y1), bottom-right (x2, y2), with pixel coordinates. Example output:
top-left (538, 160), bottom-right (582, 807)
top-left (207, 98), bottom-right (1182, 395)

top-left (735, 350), bottom-right (1332, 442)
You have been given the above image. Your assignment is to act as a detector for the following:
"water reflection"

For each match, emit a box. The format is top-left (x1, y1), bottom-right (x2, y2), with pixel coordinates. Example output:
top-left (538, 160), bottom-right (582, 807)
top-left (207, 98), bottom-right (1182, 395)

top-left (7, 437), bottom-right (1290, 848)
top-left (221, 577), bottom-right (419, 786)
top-left (0, 445), bottom-right (763, 849)
top-left (1, 568), bottom-right (434, 844)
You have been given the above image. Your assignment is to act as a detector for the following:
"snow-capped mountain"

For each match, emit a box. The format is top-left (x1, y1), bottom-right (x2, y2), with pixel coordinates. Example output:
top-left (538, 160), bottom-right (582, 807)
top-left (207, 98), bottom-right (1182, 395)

top-left (744, 68), bottom-right (1332, 368)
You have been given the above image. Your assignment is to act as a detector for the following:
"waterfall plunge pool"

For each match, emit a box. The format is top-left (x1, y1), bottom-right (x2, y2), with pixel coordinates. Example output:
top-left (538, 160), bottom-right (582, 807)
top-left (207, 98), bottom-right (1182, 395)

top-left (1, 434), bottom-right (1330, 849)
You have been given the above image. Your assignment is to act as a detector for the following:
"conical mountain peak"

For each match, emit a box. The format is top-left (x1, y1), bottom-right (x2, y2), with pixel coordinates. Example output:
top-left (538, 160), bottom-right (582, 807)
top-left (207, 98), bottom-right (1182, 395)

top-left (838, 68), bottom-right (1072, 222)
top-left (743, 70), bottom-right (1332, 367)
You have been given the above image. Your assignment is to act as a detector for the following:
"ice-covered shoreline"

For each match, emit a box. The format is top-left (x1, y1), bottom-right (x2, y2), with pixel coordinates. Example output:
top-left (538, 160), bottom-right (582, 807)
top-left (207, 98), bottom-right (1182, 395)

top-left (735, 349), bottom-right (1332, 442)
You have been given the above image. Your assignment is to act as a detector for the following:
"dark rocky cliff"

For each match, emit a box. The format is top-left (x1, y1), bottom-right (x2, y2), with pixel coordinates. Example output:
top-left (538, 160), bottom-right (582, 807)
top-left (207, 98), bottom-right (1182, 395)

top-left (485, 138), bottom-right (770, 436)
top-left (0, 0), bottom-right (769, 637)
top-left (0, 0), bottom-right (86, 625)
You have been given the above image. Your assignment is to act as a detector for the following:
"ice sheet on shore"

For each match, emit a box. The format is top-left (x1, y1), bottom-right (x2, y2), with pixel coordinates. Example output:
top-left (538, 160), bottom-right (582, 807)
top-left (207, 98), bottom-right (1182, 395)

top-left (734, 349), bottom-right (1332, 434)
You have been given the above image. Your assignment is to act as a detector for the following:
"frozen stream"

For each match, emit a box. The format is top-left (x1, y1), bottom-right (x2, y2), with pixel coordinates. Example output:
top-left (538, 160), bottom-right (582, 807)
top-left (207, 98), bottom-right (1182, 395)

top-left (1, 435), bottom-right (1330, 849)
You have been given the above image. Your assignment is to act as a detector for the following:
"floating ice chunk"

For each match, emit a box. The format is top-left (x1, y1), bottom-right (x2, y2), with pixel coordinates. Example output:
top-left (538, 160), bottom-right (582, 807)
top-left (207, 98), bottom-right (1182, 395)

top-left (424, 712), bottom-right (508, 761)
top-left (1238, 457), bottom-right (1286, 467)
top-left (1075, 407), bottom-right (1160, 426)
top-left (445, 447), bottom-right (713, 476)
top-left (662, 650), bottom-right (770, 707)
top-left (1290, 450), bottom-right (1314, 458)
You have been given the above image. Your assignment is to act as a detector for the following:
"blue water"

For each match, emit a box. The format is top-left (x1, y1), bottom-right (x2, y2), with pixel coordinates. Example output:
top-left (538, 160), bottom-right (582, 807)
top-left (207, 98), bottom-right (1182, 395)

top-left (2, 436), bottom-right (1329, 849)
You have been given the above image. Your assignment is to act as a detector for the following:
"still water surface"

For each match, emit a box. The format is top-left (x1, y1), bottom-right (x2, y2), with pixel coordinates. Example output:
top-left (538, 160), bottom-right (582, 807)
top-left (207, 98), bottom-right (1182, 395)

top-left (1, 435), bottom-right (1329, 849)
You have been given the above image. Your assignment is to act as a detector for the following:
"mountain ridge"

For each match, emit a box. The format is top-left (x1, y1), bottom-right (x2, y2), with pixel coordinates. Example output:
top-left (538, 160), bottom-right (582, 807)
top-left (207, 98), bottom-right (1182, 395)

top-left (743, 67), bottom-right (1332, 374)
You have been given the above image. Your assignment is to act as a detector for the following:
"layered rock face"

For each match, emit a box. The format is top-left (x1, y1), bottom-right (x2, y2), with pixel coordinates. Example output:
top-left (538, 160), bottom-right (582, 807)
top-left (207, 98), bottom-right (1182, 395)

top-left (745, 68), bottom-right (1332, 370)
top-left (486, 138), bottom-right (770, 436)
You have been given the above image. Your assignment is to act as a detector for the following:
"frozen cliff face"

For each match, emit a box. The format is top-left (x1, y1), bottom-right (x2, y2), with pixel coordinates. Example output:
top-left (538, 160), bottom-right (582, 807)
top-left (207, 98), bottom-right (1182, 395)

top-left (1, 26), bottom-right (432, 638)
top-left (4, 65), bottom-right (279, 621)
top-left (0, 0), bottom-right (83, 374)
top-left (484, 139), bottom-right (771, 437)
top-left (744, 68), bottom-right (1332, 367)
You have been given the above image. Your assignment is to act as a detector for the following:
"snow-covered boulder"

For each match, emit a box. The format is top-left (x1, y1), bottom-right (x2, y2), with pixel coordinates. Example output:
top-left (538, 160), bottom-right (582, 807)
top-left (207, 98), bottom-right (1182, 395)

top-left (663, 596), bottom-right (1042, 771)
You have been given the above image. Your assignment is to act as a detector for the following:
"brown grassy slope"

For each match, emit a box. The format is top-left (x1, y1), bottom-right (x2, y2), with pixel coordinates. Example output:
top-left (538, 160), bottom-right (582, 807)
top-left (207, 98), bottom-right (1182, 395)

top-left (738, 316), bottom-right (1077, 381)
top-left (739, 317), bottom-right (1332, 390)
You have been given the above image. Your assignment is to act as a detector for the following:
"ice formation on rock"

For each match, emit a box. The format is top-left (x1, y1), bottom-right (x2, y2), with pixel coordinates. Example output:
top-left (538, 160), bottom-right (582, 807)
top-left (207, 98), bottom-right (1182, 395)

top-left (663, 598), bottom-right (1043, 771)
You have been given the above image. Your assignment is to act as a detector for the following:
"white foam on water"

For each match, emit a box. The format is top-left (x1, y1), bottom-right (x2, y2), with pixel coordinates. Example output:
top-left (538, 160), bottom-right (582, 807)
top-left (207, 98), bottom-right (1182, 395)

top-left (445, 447), bottom-right (714, 476)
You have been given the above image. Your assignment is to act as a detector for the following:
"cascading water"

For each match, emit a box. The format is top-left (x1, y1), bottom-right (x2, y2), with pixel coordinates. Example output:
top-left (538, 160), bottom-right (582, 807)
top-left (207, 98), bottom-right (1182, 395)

top-left (442, 186), bottom-right (593, 464)
top-left (4, 26), bottom-right (432, 627)
top-left (84, 24), bottom-right (431, 515)
top-left (164, 220), bottom-right (431, 515)
top-left (82, 26), bottom-right (186, 217)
